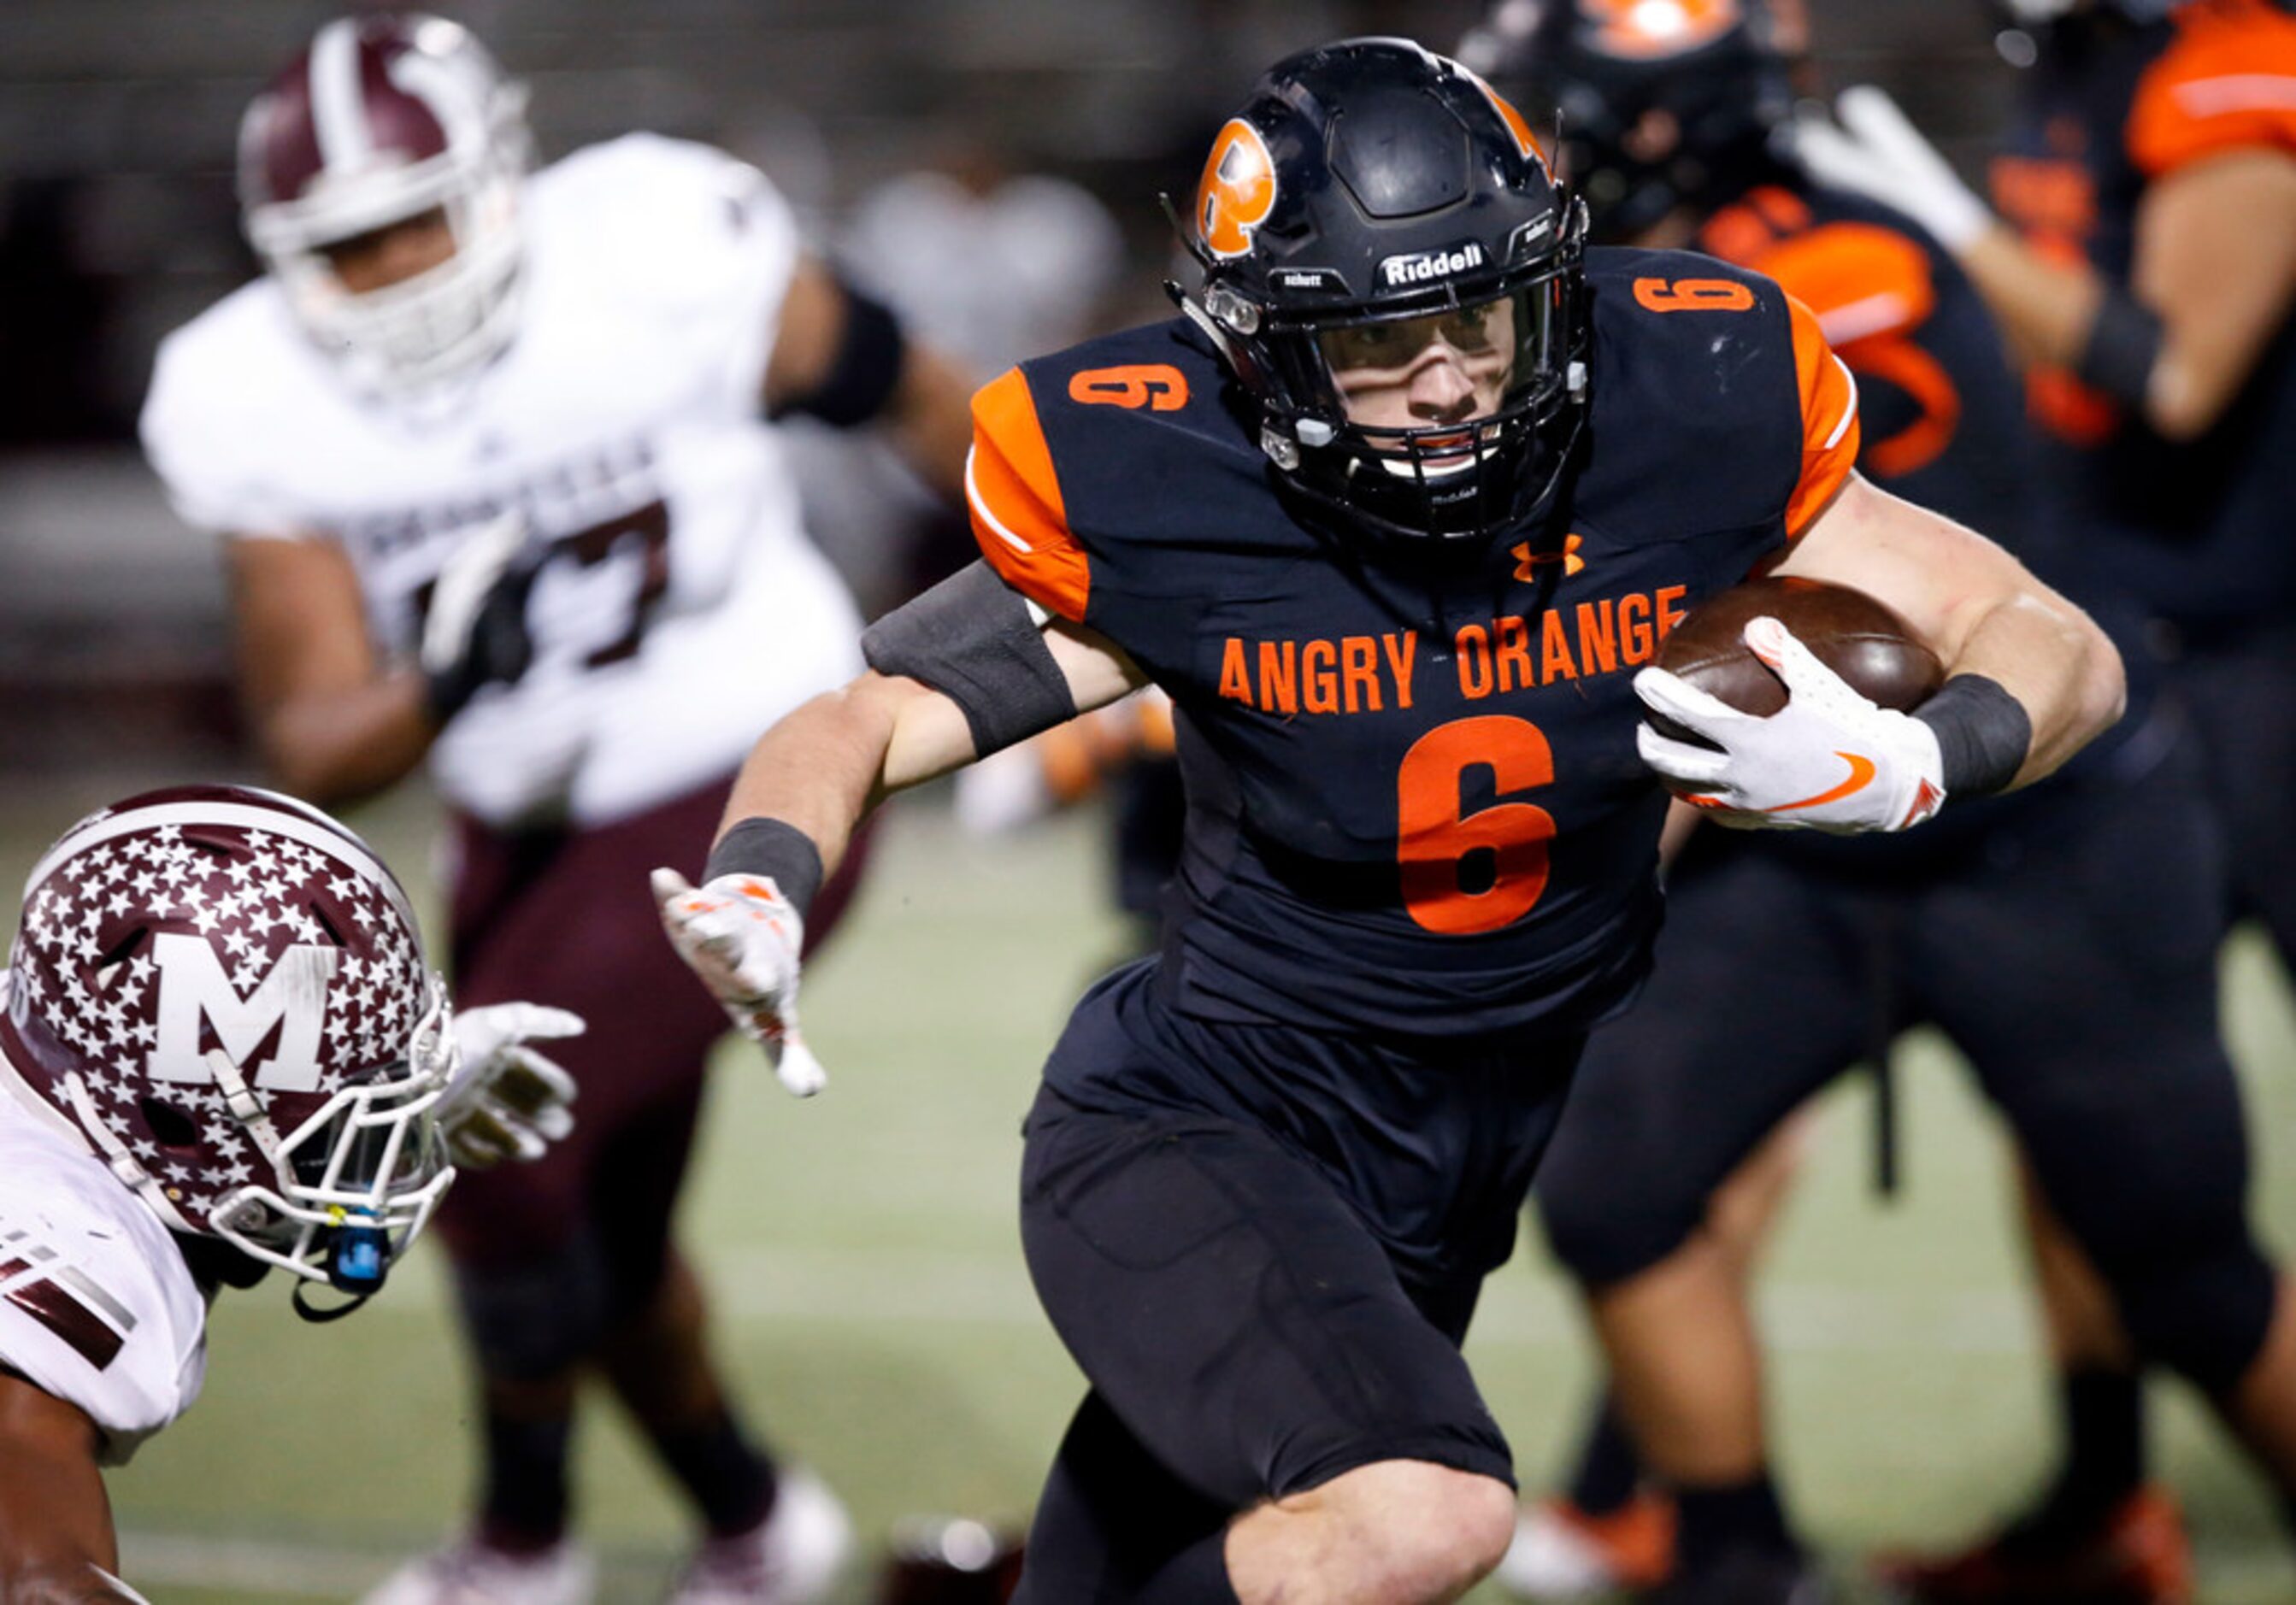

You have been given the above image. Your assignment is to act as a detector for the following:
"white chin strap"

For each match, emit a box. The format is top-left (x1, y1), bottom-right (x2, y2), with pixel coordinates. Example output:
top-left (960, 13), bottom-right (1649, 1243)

top-left (59, 1071), bottom-right (197, 1235)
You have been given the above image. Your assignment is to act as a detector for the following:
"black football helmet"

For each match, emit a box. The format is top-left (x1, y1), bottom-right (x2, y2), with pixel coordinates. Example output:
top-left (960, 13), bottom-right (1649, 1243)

top-left (1469, 1), bottom-right (1798, 243)
top-left (1172, 37), bottom-right (1590, 547)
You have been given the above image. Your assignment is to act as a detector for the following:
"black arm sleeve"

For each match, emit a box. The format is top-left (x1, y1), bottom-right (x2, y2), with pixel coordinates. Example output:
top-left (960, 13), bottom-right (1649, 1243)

top-left (862, 561), bottom-right (1080, 756)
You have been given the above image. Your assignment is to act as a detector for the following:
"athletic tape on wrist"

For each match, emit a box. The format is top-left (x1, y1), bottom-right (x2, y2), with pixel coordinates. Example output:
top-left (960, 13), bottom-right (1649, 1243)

top-left (1914, 673), bottom-right (2032, 797)
top-left (2074, 287), bottom-right (2164, 410)
top-left (704, 817), bottom-right (825, 919)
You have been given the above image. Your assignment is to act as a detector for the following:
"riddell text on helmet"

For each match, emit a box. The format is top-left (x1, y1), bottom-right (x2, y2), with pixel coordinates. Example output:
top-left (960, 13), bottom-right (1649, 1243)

top-left (1379, 242), bottom-right (1487, 287)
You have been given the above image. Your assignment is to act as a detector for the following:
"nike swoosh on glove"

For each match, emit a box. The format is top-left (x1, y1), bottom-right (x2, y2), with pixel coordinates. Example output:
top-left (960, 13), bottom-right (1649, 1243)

top-left (1634, 615), bottom-right (1948, 833)
top-left (436, 1002), bottom-right (583, 1167)
top-left (651, 867), bottom-right (827, 1096)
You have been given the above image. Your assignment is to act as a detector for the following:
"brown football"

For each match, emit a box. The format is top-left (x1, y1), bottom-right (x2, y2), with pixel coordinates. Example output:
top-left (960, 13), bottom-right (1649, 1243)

top-left (1651, 576), bottom-right (1942, 744)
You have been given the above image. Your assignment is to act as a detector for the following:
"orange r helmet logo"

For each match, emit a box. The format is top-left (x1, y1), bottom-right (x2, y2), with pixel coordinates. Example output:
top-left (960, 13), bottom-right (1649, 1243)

top-left (1197, 119), bottom-right (1277, 260)
top-left (1582, 0), bottom-right (1743, 60)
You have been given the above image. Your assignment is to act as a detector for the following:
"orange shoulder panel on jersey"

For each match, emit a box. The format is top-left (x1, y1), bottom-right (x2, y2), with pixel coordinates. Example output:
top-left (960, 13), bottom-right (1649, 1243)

top-left (1747, 221), bottom-right (1936, 350)
top-left (2128, 0), bottom-right (2296, 178)
top-left (1782, 293), bottom-right (1862, 538)
top-left (967, 367), bottom-right (1090, 623)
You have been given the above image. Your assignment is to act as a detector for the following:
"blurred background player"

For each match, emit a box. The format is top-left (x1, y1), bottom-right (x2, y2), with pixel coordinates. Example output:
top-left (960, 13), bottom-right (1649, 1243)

top-left (662, 34), bottom-right (2124, 1605)
top-left (0, 782), bottom-right (580, 1604)
top-left (136, 13), bottom-right (976, 1603)
top-left (818, 106), bottom-right (1131, 610)
top-left (1799, 0), bottom-right (2296, 1594)
top-left (1469, 3), bottom-right (2296, 1601)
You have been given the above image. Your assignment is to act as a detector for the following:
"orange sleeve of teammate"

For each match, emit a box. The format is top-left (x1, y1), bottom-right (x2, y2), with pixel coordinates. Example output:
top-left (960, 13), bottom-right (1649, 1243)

top-left (1782, 294), bottom-right (1863, 537)
top-left (966, 367), bottom-right (1092, 623)
top-left (2128, 0), bottom-right (2296, 178)
top-left (1751, 222), bottom-right (1937, 349)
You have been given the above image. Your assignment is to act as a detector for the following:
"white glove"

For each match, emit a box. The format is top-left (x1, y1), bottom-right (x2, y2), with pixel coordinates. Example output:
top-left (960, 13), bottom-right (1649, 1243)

top-left (1634, 616), bottom-right (1948, 833)
top-left (1793, 86), bottom-right (1994, 252)
top-left (436, 1002), bottom-right (582, 1167)
top-left (651, 868), bottom-right (827, 1097)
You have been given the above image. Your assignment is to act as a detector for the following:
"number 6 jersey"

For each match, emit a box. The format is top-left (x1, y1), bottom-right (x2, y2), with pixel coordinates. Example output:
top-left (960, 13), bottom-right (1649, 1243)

top-left (140, 134), bottom-right (864, 829)
top-left (967, 249), bottom-right (1857, 1045)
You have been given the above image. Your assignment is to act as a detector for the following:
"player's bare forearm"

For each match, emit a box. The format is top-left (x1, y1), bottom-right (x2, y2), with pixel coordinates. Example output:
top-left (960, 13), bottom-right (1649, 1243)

top-left (887, 343), bottom-right (980, 506)
top-left (1930, 589), bottom-right (2122, 786)
top-left (2132, 150), bottom-right (2296, 439)
top-left (0, 1375), bottom-right (126, 1602)
top-left (1959, 227), bottom-right (2103, 374)
top-left (715, 619), bottom-right (1145, 867)
top-left (227, 532), bottom-right (434, 804)
top-left (715, 672), bottom-right (976, 873)
top-left (1778, 474), bottom-right (2123, 787)
top-left (252, 670), bottom-right (435, 805)
top-left (1965, 150), bottom-right (2296, 441)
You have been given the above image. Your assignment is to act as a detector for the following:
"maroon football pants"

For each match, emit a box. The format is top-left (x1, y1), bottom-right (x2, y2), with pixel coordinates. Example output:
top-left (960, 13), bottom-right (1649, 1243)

top-left (433, 776), bottom-right (870, 1285)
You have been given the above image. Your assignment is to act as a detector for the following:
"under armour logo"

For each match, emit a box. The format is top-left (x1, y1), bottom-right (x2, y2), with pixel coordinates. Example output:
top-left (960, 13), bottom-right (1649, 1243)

top-left (1513, 533), bottom-right (1585, 582)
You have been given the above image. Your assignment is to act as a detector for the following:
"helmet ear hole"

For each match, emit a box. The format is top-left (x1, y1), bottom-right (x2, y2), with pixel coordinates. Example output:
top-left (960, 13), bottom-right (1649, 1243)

top-left (139, 1096), bottom-right (202, 1149)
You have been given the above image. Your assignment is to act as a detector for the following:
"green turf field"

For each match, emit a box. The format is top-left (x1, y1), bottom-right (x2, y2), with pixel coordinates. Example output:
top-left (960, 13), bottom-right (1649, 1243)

top-left (4, 780), bottom-right (2290, 1602)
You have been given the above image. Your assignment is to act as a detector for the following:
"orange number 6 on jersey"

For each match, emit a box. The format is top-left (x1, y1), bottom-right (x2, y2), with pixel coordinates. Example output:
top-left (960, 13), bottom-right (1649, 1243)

top-left (1634, 277), bottom-right (1757, 314)
top-left (1069, 365), bottom-right (1190, 412)
top-left (1397, 715), bottom-right (1557, 936)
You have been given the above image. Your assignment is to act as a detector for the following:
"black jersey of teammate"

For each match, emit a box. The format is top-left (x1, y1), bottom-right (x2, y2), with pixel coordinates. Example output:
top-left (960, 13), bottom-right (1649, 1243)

top-left (965, 248), bottom-right (1857, 1044)
top-left (1691, 173), bottom-right (2149, 874)
top-left (1995, 0), bottom-right (2296, 627)
top-left (1696, 178), bottom-right (2035, 544)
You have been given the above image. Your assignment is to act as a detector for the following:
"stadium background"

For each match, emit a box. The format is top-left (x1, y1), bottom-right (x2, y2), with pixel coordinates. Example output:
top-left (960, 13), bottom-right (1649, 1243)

top-left (0, 1), bottom-right (2288, 1599)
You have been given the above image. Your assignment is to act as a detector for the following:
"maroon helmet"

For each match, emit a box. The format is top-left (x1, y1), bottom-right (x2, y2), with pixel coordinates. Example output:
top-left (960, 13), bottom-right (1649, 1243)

top-left (0, 785), bottom-right (457, 1292)
top-left (238, 12), bottom-right (529, 392)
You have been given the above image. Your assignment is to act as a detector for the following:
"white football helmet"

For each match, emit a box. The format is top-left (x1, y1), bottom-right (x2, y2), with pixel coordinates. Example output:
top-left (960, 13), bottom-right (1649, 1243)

top-left (0, 785), bottom-right (460, 1297)
top-left (238, 12), bottom-right (530, 396)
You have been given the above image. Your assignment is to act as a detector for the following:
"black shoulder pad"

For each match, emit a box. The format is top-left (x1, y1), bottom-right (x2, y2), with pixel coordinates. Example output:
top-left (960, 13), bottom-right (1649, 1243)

top-left (862, 561), bottom-right (1079, 755)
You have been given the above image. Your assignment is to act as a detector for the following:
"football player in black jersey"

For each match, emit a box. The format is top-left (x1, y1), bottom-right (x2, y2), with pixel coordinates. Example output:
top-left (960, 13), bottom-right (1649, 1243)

top-left (1795, 2), bottom-right (2296, 1597)
top-left (658, 38), bottom-right (2122, 1605)
top-left (1469, 4), bottom-right (2296, 1602)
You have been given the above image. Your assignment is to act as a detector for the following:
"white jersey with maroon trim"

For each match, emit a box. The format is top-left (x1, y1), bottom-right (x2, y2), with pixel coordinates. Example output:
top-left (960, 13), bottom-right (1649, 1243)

top-left (0, 1046), bottom-right (209, 1467)
top-left (141, 133), bottom-right (863, 828)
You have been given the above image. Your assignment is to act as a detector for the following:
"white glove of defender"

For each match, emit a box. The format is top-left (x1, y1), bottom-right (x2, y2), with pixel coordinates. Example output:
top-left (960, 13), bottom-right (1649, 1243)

top-left (1634, 616), bottom-right (1948, 834)
top-left (651, 868), bottom-right (827, 1097)
top-left (436, 1002), bottom-right (582, 1167)
top-left (1793, 86), bottom-right (1994, 252)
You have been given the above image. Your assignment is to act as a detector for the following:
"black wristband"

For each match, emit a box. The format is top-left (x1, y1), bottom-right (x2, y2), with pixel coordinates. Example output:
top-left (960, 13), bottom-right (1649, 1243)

top-left (1914, 674), bottom-right (2032, 797)
top-left (703, 817), bottom-right (826, 920)
top-left (2073, 286), bottom-right (2164, 410)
